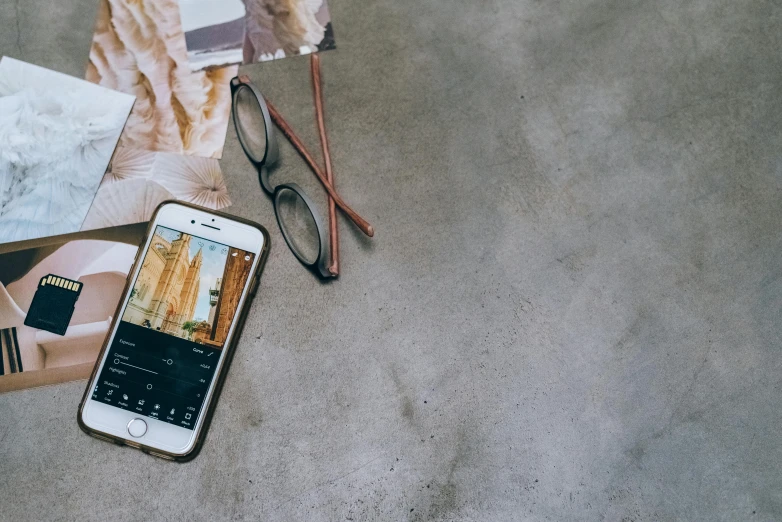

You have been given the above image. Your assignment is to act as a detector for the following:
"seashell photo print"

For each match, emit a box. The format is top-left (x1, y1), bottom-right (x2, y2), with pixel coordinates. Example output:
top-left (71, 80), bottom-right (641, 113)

top-left (80, 148), bottom-right (231, 231)
top-left (86, 0), bottom-right (236, 159)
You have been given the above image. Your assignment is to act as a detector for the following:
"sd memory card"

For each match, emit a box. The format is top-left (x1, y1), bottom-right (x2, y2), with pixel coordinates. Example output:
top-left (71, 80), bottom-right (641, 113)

top-left (23, 274), bottom-right (83, 335)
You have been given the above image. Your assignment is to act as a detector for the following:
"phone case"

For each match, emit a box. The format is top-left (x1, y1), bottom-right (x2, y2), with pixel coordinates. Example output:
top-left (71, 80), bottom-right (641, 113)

top-left (77, 201), bottom-right (271, 462)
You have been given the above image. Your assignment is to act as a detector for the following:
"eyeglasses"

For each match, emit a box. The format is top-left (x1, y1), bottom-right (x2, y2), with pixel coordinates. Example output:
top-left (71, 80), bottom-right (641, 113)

top-left (230, 71), bottom-right (374, 279)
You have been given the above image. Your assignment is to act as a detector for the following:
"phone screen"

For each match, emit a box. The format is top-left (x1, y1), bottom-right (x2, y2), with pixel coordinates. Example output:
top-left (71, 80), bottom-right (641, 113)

top-left (91, 226), bottom-right (255, 430)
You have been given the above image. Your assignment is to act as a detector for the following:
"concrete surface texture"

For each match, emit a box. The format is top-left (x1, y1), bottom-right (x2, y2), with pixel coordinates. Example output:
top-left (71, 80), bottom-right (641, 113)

top-left (1, 0), bottom-right (781, 520)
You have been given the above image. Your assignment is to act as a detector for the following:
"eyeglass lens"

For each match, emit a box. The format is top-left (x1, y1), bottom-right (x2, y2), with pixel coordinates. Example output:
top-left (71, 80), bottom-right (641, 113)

top-left (234, 86), bottom-right (268, 161)
top-left (276, 187), bottom-right (321, 265)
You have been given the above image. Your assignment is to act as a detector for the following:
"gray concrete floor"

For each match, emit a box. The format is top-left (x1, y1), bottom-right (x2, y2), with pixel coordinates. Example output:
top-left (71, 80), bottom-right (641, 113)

top-left (1, 0), bottom-right (781, 520)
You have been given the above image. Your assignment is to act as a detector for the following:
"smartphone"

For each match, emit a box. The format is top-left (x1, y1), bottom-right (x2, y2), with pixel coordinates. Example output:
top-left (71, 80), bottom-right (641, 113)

top-left (78, 202), bottom-right (269, 460)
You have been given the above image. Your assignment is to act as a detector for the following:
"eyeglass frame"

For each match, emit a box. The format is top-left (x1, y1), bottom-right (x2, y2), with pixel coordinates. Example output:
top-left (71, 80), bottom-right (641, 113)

top-left (230, 76), bottom-right (334, 279)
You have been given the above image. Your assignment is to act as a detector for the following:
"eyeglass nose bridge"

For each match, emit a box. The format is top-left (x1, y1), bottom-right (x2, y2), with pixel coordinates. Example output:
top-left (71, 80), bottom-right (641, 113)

top-left (258, 165), bottom-right (275, 195)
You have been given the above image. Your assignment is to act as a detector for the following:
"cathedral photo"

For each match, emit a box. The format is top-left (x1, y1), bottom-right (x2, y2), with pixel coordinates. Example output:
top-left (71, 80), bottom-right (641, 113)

top-left (121, 226), bottom-right (254, 348)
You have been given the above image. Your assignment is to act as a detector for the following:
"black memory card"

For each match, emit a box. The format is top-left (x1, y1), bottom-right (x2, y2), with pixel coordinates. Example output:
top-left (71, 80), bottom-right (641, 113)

top-left (23, 274), bottom-right (83, 336)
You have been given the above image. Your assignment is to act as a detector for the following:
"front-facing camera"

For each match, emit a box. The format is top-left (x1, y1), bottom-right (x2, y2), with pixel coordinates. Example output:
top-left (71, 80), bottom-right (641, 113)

top-left (191, 220), bottom-right (195, 224)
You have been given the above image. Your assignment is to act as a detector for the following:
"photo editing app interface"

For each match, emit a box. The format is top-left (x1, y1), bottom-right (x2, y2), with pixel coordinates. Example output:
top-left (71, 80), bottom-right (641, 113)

top-left (93, 226), bottom-right (255, 430)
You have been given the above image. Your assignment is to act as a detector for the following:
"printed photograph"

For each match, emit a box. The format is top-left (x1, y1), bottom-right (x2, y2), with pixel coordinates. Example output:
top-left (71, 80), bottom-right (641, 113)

top-left (0, 222), bottom-right (146, 393)
top-left (180, 0), bottom-right (336, 71)
top-left (122, 226), bottom-right (254, 348)
top-left (86, 0), bottom-right (236, 159)
top-left (80, 148), bottom-right (232, 231)
top-left (0, 57), bottom-right (135, 244)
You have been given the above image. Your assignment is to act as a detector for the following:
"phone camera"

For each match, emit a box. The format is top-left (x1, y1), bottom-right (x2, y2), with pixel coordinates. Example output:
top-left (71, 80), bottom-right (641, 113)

top-left (191, 219), bottom-right (195, 224)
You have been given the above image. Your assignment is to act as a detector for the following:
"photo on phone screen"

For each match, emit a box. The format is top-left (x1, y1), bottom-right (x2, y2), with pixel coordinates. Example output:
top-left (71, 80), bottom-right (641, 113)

top-left (91, 226), bottom-right (255, 430)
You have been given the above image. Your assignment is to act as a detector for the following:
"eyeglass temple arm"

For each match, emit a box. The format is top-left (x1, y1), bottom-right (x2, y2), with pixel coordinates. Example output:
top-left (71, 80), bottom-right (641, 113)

top-left (310, 53), bottom-right (339, 276)
top-left (235, 76), bottom-right (374, 238)
top-left (266, 103), bottom-right (375, 238)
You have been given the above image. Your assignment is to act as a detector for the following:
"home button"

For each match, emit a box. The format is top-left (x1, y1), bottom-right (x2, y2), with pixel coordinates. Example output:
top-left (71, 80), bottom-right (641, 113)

top-left (127, 418), bottom-right (147, 438)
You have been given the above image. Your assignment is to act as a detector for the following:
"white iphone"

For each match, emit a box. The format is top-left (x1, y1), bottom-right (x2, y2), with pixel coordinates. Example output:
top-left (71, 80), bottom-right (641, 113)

top-left (78, 202), bottom-right (269, 460)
